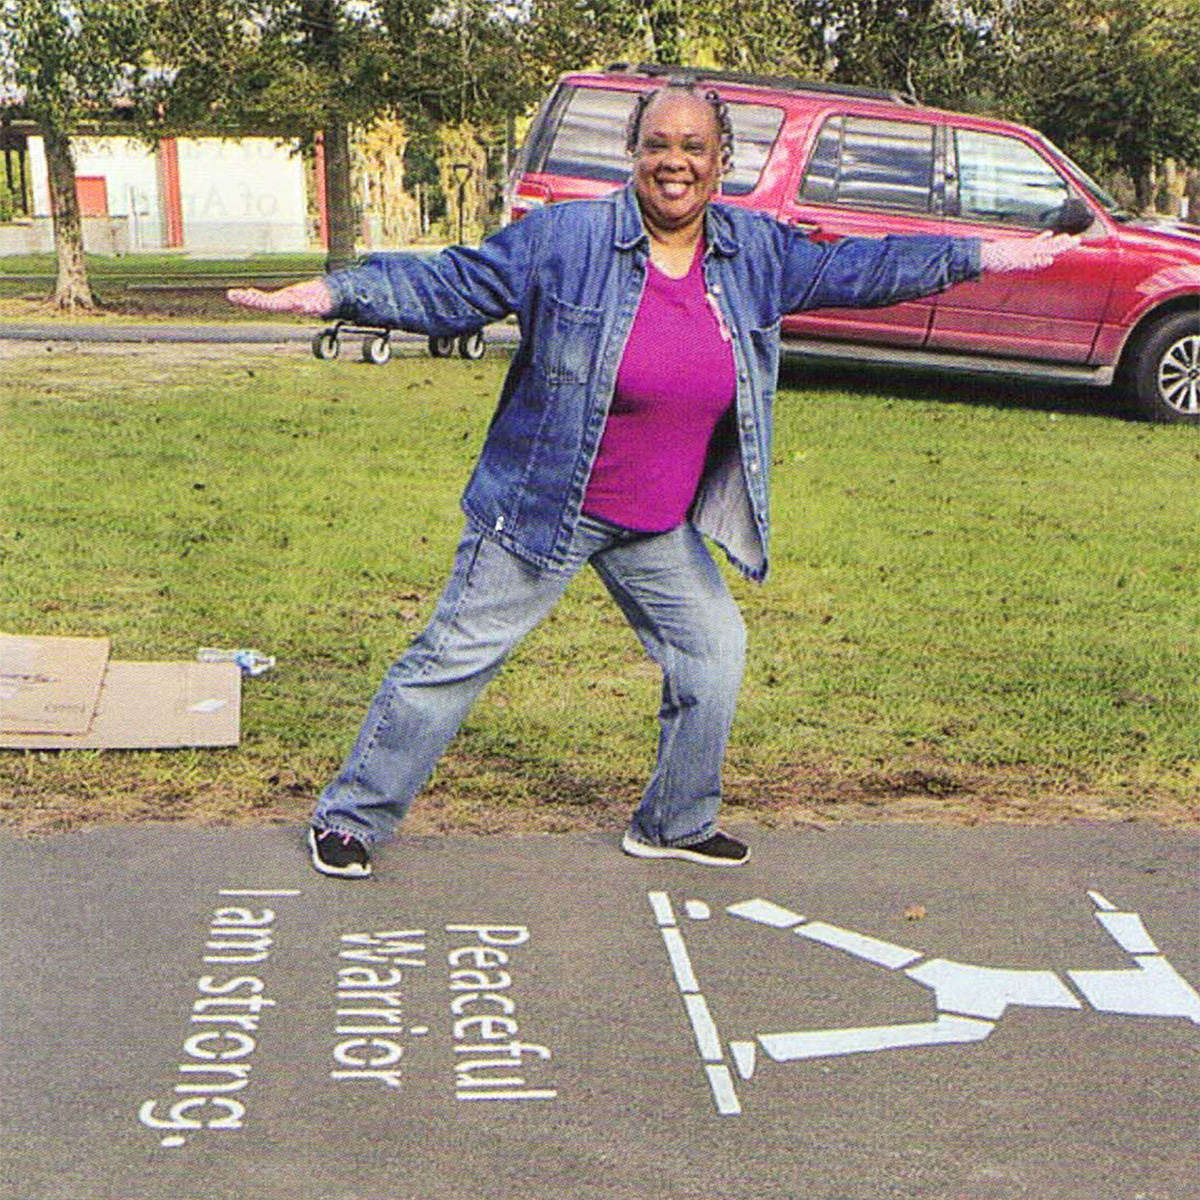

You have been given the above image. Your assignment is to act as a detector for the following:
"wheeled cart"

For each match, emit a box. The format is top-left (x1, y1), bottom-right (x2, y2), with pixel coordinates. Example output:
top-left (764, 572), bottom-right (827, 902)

top-left (311, 322), bottom-right (486, 364)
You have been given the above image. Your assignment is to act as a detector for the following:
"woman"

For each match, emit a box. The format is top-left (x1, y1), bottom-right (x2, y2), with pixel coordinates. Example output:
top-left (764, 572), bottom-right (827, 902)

top-left (230, 83), bottom-right (1077, 878)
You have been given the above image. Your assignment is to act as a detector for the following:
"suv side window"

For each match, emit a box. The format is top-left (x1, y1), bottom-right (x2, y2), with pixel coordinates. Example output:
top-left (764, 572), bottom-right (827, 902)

top-left (799, 115), bottom-right (936, 212)
top-left (951, 129), bottom-right (1070, 226)
top-left (537, 85), bottom-right (784, 196)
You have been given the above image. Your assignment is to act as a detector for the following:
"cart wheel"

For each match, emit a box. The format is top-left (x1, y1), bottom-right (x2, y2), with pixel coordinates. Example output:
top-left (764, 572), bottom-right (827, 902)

top-left (428, 335), bottom-right (455, 358)
top-left (361, 333), bottom-right (392, 365)
top-left (458, 331), bottom-right (486, 360)
top-left (312, 328), bottom-right (340, 360)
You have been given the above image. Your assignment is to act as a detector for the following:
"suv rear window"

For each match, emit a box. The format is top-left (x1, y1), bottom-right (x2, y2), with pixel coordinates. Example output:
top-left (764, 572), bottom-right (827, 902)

top-left (542, 87), bottom-right (638, 183)
top-left (800, 115), bottom-right (936, 213)
top-left (535, 84), bottom-right (784, 197)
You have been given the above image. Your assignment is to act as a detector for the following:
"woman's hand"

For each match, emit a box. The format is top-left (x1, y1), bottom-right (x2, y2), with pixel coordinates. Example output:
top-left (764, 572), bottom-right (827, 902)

top-left (980, 232), bottom-right (1081, 274)
top-left (226, 278), bottom-right (334, 315)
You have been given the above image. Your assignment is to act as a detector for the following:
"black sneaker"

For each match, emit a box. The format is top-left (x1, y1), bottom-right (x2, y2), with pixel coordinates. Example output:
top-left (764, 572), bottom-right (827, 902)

top-left (308, 825), bottom-right (372, 878)
top-left (621, 829), bottom-right (750, 866)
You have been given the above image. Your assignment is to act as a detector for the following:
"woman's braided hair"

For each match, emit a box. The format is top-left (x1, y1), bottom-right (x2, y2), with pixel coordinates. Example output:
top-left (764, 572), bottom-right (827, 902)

top-left (624, 82), bottom-right (735, 177)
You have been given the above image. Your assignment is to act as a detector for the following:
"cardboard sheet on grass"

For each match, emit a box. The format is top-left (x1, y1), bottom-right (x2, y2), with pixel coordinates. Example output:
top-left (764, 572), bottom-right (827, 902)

top-left (0, 634), bottom-right (240, 749)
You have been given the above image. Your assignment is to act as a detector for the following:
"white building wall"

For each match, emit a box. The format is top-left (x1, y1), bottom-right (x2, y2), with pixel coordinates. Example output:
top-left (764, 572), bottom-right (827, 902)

top-left (22, 134), bottom-right (309, 254)
top-left (71, 137), bottom-right (163, 251)
top-left (176, 138), bottom-right (309, 253)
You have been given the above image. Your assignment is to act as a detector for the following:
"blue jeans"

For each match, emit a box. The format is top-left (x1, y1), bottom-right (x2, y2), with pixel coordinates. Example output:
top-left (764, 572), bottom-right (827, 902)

top-left (312, 515), bottom-right (746, 847)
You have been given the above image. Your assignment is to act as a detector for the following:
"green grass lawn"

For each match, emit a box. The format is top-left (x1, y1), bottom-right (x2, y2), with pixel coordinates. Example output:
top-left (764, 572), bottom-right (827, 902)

top-left (1, 343), bottom-right (1197, 835)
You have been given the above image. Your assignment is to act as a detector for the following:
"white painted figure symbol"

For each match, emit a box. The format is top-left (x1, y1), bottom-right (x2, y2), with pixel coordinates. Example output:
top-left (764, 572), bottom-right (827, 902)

top-left (647, 890), bottom-right (1200, 1117)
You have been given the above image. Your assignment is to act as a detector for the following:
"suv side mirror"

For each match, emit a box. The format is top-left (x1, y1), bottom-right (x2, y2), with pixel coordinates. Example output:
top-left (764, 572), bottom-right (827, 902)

top-left (1048, 198), bottom-right (1094, 235)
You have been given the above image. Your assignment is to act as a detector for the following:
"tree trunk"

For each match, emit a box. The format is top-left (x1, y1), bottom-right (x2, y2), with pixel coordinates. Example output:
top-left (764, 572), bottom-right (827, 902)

top-left (1133, 162), bottom-right (1158, 215)
top-left (322, 115), bottom-right (357, 272)
top-left (301, 0), bottom-right (357, 271)
top-left (41, 115), bottom-right (95, 311)
top-left (1184, 165), bottom-right (1199, 223)
top-left (1162, 158), bottom-right (1186, 219)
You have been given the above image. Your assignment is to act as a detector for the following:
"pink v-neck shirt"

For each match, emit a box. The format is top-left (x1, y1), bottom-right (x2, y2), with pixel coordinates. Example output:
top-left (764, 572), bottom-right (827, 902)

top-left (581, 243), bottom-right (737, 532)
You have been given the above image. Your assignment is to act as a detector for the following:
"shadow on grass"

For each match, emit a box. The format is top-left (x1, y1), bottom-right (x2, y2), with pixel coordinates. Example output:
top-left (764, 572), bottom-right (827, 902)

top-left (779, 357), bottom-right (1131, 422)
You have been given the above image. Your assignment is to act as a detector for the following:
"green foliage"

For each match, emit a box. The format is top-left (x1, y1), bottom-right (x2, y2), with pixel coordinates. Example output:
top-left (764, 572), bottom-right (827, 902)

top-left (775, 0), bottom-right (1200, 188)
top-left (816, 0), bottom-right (1009, 109)
top-left (520, 0), bottom-right (825, 81)
top-left (382, 0), bottom-right (535, 127)
top-left (145, 1), bottom-right (531, 140)
top-left (0, 0), bottom-right (154, 122)
top-left (157, 2), bottom-right (388, 136)
top-left (0, 182), bottom-right (14, 222)
top-left (989, 0), bottom-right (1200, 201)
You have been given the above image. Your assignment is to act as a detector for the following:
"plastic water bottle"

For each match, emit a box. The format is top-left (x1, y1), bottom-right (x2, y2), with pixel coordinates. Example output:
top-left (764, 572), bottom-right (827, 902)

top-left (196, 647), bottom-right (276, 676)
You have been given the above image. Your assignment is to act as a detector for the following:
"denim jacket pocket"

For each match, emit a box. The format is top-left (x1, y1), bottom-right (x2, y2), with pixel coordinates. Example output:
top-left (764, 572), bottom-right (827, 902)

top-left (540, 293), bottom-right (604, 385)
top-left (747, 319), bottom-right (781, 395)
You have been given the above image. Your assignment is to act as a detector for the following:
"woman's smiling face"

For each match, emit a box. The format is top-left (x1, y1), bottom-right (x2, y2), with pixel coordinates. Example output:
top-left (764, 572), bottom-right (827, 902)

top-left (631, 90), bottom-right (723, 239)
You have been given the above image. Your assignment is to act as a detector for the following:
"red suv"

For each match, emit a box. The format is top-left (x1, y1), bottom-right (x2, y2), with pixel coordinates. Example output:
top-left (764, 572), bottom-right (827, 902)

top-left (506, 63), bottom-right (1200, 423)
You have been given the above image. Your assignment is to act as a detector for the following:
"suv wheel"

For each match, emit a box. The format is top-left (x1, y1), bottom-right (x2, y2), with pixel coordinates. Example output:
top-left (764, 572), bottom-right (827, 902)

top-left (1125, 312), bottom-right (1200, 423)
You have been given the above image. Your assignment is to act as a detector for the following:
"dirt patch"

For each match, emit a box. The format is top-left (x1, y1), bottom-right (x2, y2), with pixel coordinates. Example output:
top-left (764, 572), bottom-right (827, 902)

top-left (1, 748), bottom-right (1195, 839)
top-left (0, 294), bottom-right (305, 324)
top-left (725, 755), bottom-right (1200, 829)
top-left (0, 338), bottom-right (297, 367)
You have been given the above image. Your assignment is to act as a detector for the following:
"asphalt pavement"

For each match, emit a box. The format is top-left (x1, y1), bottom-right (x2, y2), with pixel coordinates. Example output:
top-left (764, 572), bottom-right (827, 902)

top-left (2, 821), bottom-right (1198, 1200)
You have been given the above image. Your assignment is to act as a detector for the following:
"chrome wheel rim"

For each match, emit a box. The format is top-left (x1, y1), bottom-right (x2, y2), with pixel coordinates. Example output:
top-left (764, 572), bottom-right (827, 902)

top-left (1157, 333), bottom-right (1200, 415)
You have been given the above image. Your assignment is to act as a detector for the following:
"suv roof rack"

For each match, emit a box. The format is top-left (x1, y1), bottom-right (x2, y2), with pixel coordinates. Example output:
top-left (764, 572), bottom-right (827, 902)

top-left (603, 62), bottom-right (918, 106)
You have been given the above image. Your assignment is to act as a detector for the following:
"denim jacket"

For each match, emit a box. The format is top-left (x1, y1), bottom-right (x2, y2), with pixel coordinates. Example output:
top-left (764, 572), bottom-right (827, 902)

top-left (326, 184), bottom-right (980, 582)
